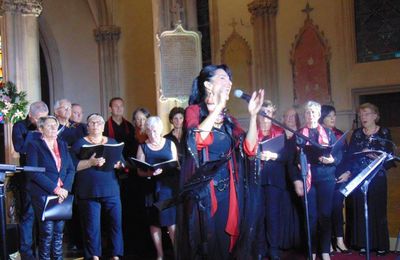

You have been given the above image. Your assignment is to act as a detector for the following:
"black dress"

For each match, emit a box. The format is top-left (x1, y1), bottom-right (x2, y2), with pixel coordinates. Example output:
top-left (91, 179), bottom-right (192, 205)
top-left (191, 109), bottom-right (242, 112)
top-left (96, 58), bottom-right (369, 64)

top-left (177, 104), bottom-right (255, 259)
top-left (346, 127), bottom-right (394, 251)
top-left (141, 139), bottom-right (179, 226)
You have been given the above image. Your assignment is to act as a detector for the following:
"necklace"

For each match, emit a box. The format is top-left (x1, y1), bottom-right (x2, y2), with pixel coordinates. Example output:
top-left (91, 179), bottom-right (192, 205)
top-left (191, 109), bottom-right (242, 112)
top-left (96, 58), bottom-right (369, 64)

top-left (87, 135), bottom-right (104, 145)
top-left (148, 138), bottom-right (164, 149)
top-left (261, 127), bottom-right (270, 136)
top-left (363, 125), bottom-right (378, 136)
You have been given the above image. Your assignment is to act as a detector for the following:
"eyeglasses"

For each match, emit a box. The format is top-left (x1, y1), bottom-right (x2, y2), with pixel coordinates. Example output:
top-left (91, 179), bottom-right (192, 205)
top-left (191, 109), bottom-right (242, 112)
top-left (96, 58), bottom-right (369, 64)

top-left (88, 121), bottom-right (104, 126)
top-left (43, 123), bottom-right (59, 130)
top-left (58, 106), bottom-right (71, 111)
top-left (358, 112), bottom-right (376, 117)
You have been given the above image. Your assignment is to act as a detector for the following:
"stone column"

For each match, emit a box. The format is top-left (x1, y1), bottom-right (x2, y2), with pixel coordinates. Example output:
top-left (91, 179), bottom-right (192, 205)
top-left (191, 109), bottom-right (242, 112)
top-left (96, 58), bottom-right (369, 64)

top-left (184, 0), bottom-right (197, 31)
top-left (94, 25), bottom-right (120, 116)
top-left (1, 0), bottom-right (42, 164)
top-left (248, 0), bottom-right (279, 104)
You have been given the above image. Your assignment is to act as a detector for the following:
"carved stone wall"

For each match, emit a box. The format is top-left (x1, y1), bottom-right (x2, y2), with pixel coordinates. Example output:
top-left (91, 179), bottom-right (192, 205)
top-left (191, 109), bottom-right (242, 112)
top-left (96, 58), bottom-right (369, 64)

top-left (290, 18), bottom-right (332, 106)
top-left (221, 29), bottom-right (252, 118)
top-left (1, 0), bottom-right (42, 16)
top-left (248, 0), bottom-right (279, 104)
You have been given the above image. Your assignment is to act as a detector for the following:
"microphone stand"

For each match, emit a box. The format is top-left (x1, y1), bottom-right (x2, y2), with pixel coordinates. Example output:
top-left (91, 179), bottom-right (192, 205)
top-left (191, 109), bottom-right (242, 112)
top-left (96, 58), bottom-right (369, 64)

top-left (257, 110), bottom-right (326, 260)
top-left (340, 149), bottom-right (399, 260)
top-left (0, 164), bottom-right (45, 260)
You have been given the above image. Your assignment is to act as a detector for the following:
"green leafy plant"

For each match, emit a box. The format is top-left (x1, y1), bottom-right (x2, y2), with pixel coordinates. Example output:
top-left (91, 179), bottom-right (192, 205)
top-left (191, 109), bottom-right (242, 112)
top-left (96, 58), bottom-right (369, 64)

top-left (0, 81), bottom-right (29, 124)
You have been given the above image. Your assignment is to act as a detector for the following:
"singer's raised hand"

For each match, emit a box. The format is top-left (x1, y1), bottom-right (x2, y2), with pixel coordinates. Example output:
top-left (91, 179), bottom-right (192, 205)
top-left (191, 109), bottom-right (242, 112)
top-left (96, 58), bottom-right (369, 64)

top-left (248, 89), bottom-right (264, 116)
top-left (246, 89), bottom-right (265, 149)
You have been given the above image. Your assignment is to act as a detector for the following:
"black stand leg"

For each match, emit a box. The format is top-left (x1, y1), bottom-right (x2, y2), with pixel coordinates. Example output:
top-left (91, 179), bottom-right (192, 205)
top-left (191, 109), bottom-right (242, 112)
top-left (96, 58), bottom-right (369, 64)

top-left (0, 181), bottom-right (8, 260)
top-left (197, 198), bottom-right (208, 260)
top-left (361, 180), bottom-right (370, 260)
top-left (300, 149), bottom-right (312, 260)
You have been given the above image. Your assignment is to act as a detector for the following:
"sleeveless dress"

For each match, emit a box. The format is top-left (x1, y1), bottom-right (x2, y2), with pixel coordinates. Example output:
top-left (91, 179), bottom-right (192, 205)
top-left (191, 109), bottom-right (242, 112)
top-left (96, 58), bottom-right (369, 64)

top-left (141, 139), bottom-right (179, 226)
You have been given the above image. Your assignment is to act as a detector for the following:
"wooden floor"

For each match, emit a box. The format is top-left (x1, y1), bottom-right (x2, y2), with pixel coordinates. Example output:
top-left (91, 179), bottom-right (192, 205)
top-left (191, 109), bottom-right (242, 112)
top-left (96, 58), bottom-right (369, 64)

top-left (9, 249), bottom-right (400, 260)
top-left (61, 249), bottom-right (400, 260)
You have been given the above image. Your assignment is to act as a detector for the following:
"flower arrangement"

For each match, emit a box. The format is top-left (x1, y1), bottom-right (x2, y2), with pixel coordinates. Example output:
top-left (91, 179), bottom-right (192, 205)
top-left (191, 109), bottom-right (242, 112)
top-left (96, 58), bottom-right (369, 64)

top-left (0, 81), bottom-right (28, 124)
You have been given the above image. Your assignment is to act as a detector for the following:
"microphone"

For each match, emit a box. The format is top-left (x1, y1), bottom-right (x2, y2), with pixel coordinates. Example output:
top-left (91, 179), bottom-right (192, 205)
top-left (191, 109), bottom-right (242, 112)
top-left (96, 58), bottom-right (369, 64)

top-left (234, 89), bottom-right (269, 107)
top-left (233, 89), bottom-right (252, 103)
top-left (233, 89), bottom-right (270, 107)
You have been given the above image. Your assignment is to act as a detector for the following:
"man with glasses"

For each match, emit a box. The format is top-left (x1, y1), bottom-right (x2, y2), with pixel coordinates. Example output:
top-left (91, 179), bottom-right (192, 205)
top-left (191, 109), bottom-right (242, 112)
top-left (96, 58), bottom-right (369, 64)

top-left (12, 101), bottom-right (49, 260)
top-left (54, 99), bottom-right (87, 147)
top-left (54, 99), bottom-right (87, 253)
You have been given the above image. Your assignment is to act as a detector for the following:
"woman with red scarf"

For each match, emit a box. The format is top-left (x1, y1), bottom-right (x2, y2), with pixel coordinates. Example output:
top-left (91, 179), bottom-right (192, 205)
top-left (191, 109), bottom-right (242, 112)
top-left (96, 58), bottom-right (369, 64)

top-left (178, 64), bottom-right (264, 259)
top-left (293, 101), bottom-right (339, 260)
top-left (255, 101), bottom-right (299, 260)
top-left (26, 116), bottom-right (75, 260)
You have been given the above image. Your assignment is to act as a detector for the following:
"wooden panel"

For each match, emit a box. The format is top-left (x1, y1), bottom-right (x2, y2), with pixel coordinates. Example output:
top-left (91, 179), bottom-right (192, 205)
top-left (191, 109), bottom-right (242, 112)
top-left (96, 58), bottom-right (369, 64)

top-left (387, 126), bottom-right (400, 237)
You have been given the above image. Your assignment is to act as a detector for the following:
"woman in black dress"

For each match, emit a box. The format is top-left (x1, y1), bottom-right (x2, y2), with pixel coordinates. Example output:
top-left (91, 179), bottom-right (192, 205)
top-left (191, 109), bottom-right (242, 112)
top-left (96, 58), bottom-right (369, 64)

top-left (346, 103), bottom-right (394, 256)
top-left (178, 64), bottom-right (264, 259)
top-left (136, 116), bottom-right (179, 260)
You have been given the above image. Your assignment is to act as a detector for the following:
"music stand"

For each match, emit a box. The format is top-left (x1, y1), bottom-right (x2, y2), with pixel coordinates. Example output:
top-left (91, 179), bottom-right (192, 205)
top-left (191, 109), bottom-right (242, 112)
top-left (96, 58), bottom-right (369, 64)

top-left (0, 164), bottom-right (45, 260)
top-left (339, 151), bottom-right (395, 260)
top-left (154, 157), bottom-right (229, 260)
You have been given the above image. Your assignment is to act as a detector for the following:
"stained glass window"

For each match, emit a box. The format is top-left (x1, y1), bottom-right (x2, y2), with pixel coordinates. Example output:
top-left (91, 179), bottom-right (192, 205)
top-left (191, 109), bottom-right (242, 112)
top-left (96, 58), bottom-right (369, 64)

top-left (355, 0), bottom-right (400, 62)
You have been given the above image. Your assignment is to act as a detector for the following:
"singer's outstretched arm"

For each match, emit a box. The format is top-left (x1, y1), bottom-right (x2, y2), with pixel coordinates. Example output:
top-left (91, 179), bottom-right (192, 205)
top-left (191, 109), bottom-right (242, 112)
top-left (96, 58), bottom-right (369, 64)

top-left (245, 89), bottom-right (264, 149)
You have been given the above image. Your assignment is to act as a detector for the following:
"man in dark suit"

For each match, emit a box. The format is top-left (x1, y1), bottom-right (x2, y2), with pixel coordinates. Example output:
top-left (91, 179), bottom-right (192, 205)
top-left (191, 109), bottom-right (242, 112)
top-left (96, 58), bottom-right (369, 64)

top-left (12, 101), bottom-right (49, 260)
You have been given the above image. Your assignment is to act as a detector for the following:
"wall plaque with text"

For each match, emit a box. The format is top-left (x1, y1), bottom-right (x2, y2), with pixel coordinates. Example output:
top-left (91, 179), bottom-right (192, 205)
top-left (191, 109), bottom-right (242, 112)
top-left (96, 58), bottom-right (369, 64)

top-left (159, 24), bottom-right (202, 99)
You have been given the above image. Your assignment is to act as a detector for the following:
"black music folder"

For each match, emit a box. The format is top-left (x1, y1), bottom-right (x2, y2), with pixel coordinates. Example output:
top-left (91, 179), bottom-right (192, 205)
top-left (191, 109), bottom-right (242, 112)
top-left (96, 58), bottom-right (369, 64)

top-left (128, 157), bottom-right (179, 171)
top-left (41, 195), bottom-right (74, 221)
top-left (259, 134), bottom-right (285, 153)
top-left (303, 131), bottom-right (349, 159)
top-left (79, 142), bottom-right (124, 171)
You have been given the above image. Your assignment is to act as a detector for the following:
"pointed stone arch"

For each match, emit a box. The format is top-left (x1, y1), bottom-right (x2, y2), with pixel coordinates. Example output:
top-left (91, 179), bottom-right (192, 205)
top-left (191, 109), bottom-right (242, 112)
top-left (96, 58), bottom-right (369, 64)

top-left (39, 17), bottom-right (64, 109)
top-left (290, 17), bottom-right (332, 106)
top-left (221, 28), bottom-right (252, 118)
top-left (87, 0), bottom-right (120, 115)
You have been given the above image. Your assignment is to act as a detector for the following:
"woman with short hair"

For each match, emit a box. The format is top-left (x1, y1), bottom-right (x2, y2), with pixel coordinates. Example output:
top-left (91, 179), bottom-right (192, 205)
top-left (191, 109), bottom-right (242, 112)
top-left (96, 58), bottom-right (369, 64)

top-left (346, 103), bottom-right (394, 256)
top-left (71, 113), bottom-right (124, 260)
top-left (293, 101), bottom-right (339, 260)
top-left (27, 116), bottom-right (75, 260)
top-left (136, 116), bottom-right (179, 260)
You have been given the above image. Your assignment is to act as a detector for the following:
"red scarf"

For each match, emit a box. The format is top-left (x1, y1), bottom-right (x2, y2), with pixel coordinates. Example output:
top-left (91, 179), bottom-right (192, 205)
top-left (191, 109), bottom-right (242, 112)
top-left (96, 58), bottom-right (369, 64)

top-left (209, 157), bottom-right (239, 252)
top-left (107, 117), bottom-right (130, 139)
top-left (44, 139), bottom-right (63, 188)
top-left (135, 127), bottom-right (148, 143)
top-left (300, 124), bottom-right (329, 191)
top-left (257, 124), bottom-right (284, 140)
